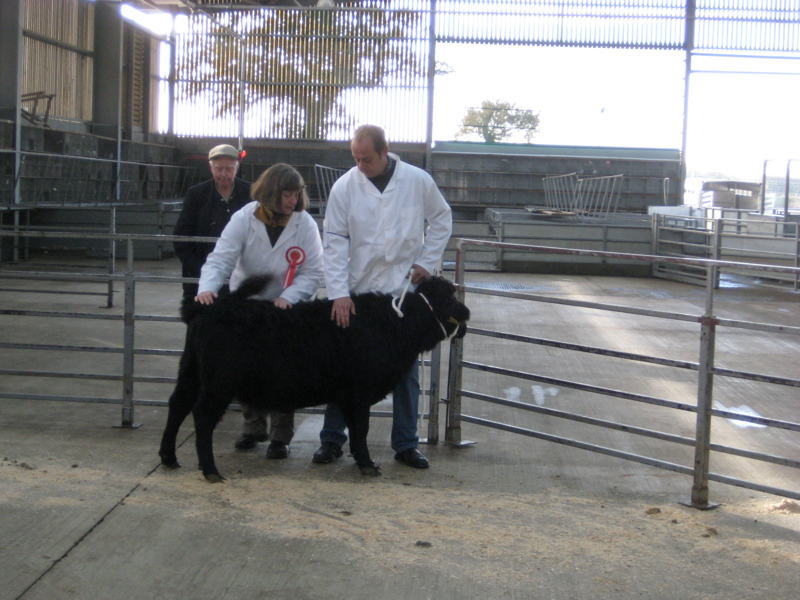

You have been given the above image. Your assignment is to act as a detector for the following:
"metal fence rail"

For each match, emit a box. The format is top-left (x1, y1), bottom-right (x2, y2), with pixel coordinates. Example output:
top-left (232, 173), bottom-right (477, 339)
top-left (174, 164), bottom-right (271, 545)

top-left (0, 229), bottom-right (433, 428)
top-left (541, 172), bottom-right (577, 216)
top-left (1, 149), bottom-right (196, 206)
top-left (440, 238), bottom-right (800, 507)
top-left (543, 172), bottom-right (623, 220)
top-left (313, 164), bottom-right (348, 215)
top-left (3, 230), bottom-right (799, 505)
top-left (652, 213), bottom-right (800, 290)
top-left (575, 174), bottom-right (623, 219)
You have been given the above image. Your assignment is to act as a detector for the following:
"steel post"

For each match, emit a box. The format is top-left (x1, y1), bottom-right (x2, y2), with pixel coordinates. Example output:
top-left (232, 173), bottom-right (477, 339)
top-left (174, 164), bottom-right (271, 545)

top-left (157, 202), bottom-right (164, 261)
top-left (424, 0), bottom-right (436, 170)
top-left (497, 220), bottom-right (504, 271)
top-left (106, 206), bottom-right (116, 308)
top-left (794, 224), bottom-right (799, 292)
top-left (444, 240), bottom-right (474, 447)
top-left (686, 264), bottom-right (719, 509)
top-left (784, 160), bottom-right (791, 216)
top-left (117, 238), bottom-right (140, 428)
top-left (23, 209), bottom-right (30, 260)
top-left (651, 213), bottom-right (660, 276)
top-left (426, 343), bottom-right (441, 444)
top-left (711, 219), bottom-right (722, 288)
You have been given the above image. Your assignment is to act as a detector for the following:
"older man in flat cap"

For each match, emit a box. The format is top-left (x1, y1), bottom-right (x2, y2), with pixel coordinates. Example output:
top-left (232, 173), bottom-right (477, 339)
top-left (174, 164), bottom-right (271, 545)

top-left (173, 144), bottom-right (252, 298)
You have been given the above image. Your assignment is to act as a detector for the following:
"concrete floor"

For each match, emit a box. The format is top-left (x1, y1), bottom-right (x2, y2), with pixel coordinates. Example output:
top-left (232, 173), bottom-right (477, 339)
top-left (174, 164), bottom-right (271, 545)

top-left (1, 256), bottom-right (799, 600)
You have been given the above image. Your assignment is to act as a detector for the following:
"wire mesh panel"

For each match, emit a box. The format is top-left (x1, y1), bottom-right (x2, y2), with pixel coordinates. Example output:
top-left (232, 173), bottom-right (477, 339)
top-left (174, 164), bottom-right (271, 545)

top-left (435, 0), bottom-right (686, 49)
top-left (168, 6), bottom-right (430, 141)
top-left (543, 172), bottom-right (623, 220)
top-left (313, 164), bottom-right (349, 214)
top-left (150, 1), bottom-right (800, 141)
top-left (542, 173), bottom-right (579, 214)
top-left (435, 0), bottom-right (799, 53)
top-left (696, 0), bottom-right (800, 53)
top-left (22, 0), bottom-right (94, 122)
top-left (575, 174), bottom-right (624, 219)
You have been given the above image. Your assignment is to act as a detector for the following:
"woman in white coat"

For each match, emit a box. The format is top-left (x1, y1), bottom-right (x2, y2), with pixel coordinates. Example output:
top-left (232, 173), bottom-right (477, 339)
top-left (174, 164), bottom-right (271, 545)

top-left (196, 163), bottom-right (323, 459)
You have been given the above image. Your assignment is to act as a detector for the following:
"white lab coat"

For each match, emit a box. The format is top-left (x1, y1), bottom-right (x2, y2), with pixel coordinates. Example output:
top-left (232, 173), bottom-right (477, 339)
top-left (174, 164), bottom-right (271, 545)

top-left (322, 153), bottom-right (452, 299)
top-left (198, 201), bottom-right (323, 304)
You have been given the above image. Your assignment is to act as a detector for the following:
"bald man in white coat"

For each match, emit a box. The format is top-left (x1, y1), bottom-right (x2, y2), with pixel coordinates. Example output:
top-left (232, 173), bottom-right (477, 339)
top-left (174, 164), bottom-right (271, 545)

top-left (314, 124), bottom-right (452, 470)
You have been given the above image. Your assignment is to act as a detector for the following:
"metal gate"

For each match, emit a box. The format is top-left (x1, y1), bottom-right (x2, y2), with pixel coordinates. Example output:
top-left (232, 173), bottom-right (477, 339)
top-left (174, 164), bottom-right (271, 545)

top-left (436, 238), bottom-right (800, 507)
top-left (542, 173), bottom-right (623, 220)
top-left (652, 211), bottom-right (800, 290)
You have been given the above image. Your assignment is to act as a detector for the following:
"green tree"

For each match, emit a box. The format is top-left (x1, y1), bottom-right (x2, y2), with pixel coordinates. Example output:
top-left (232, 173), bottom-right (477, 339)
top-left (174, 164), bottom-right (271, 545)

top-left (456, 100), bottom-right (540, 143)
top-left (177, 2), bottom-right (429, 139)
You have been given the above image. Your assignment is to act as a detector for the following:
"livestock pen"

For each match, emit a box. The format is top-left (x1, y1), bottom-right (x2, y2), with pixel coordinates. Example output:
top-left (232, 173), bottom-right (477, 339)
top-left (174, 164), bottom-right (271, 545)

top-left (439, 239), bottom-right (800, 510)
top-left (1, 231), bottom-right (799, 600)
top-left (1, 229), bottom-right (798, 505)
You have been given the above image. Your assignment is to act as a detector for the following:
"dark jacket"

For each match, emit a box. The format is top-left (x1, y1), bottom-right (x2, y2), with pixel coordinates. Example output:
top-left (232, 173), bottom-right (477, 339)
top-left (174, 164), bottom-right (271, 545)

top-left (173, 178), bottom-right (252, 283)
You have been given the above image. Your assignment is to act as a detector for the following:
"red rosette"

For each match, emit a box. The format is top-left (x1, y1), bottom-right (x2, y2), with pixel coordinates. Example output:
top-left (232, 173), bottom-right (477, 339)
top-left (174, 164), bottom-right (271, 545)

top-left (283, 246), bottom-right (306, 288)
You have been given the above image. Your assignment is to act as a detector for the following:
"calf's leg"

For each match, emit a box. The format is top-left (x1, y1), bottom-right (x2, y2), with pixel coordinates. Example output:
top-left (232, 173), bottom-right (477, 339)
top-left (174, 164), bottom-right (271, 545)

top-left (341, 402), bottom-right (381, 477)
top-left (158, 357), bottom-right (200, 468)
top-left (192, 390), bottom-right (233, 483)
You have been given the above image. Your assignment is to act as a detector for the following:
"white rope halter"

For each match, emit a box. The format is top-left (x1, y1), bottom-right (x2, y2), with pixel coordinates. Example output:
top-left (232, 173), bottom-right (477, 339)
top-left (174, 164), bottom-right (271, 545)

top-left (418, 292), bottom-right (458, 341)
top-left (391, 268), bottom-right (416, 318)
top-left (392, 268), bottom-right (459, 342)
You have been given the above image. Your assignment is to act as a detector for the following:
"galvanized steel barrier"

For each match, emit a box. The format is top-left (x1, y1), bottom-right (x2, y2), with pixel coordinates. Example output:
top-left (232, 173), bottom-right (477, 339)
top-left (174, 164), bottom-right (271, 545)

top-left (543, 172), bottom-right (624, 220)
top-left (0, 229), bottom-right (408, 430)
top-left (653, 213), bottom-right (800, 290)
top-left (3, 230), bottom-right (799, 505)
top-left (438, 238), bottom-right (800, 507)
top-left (313, 164), bottom-right (348, 216)
top-left (2, 148), bottom-right (197, 206)
top-left (0, 230), bottom-right (211, 428)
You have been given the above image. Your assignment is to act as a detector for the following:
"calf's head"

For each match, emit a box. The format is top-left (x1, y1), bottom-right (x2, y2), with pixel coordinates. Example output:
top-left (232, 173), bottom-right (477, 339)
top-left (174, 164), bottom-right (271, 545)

top-left (415, 276), bottom-right (471, 340)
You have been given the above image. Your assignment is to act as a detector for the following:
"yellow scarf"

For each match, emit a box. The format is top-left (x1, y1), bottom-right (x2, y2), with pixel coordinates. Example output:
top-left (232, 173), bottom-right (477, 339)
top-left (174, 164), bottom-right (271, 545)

top-left (255, 204), bottom-right (289, 227)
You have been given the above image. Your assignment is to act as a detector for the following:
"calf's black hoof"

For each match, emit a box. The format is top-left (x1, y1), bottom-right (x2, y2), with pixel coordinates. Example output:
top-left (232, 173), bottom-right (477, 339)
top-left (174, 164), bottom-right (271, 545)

top-left (160, 455), bottom-right (181, 469)
top-left (204, 472), bottom-right (226, 484)
top-left (359, 463), bottom-right (382, 477)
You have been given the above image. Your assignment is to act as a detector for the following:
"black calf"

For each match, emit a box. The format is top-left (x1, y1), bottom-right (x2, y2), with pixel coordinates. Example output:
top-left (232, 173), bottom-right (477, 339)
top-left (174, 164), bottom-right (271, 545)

top-left (158, 275), bottom-right (470, 482)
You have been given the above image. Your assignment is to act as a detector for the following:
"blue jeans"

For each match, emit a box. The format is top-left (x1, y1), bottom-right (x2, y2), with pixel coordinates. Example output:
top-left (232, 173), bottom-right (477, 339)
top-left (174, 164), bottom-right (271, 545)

top-left (319, 361), bottom-right (420, 454)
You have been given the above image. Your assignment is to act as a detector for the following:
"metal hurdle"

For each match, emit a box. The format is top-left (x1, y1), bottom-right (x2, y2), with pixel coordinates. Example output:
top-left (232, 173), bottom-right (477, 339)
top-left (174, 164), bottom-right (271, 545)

top-left (543, 172), bottom-right (623, 220)
top-left (313, 164), bottom-right (348, 215)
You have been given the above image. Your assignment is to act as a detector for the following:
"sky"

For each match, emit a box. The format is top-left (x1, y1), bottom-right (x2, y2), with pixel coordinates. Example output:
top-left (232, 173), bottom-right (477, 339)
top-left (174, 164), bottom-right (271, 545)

top-left (433, 44), bottom-right (800, 181)
top-left (124, 4), bottom-right (800, 183)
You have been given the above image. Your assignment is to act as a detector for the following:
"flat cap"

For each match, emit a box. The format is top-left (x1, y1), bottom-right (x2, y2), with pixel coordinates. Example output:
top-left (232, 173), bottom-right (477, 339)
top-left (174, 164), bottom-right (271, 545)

top-left (208, 144), bottom-right (240, 161)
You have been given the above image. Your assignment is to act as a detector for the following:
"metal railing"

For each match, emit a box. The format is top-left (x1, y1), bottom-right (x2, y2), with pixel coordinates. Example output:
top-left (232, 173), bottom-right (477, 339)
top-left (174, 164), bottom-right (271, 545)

top-left (0, 202), bottom-right (185, 298)
top-left (1, 148), bottom-right (196, 206)
top-left (652, 213), bottom-right (800, 290)
top-left (313, 164), bottom-right (348, 215)
top-left (0, 229), bottom-right (431, 430)
top-left (438, 238), bottom-right (800, 507)
top-left (542, 172), bottom-right (623, 221)
top-left (4, 230), bottom-right (799, 505)
top-left (0, 230), bottom-right (223, 427)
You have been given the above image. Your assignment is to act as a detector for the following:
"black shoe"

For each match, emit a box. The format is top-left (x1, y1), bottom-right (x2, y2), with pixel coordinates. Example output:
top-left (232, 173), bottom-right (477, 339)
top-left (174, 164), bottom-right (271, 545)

top-left (266, 441), bottom-right (290, 459)
top-left (312, 441), bottom-right (343, 464)
top-left (234, 433), bottom-right (268, 451)
top-left (394, 448), bottom-right (429, 469)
